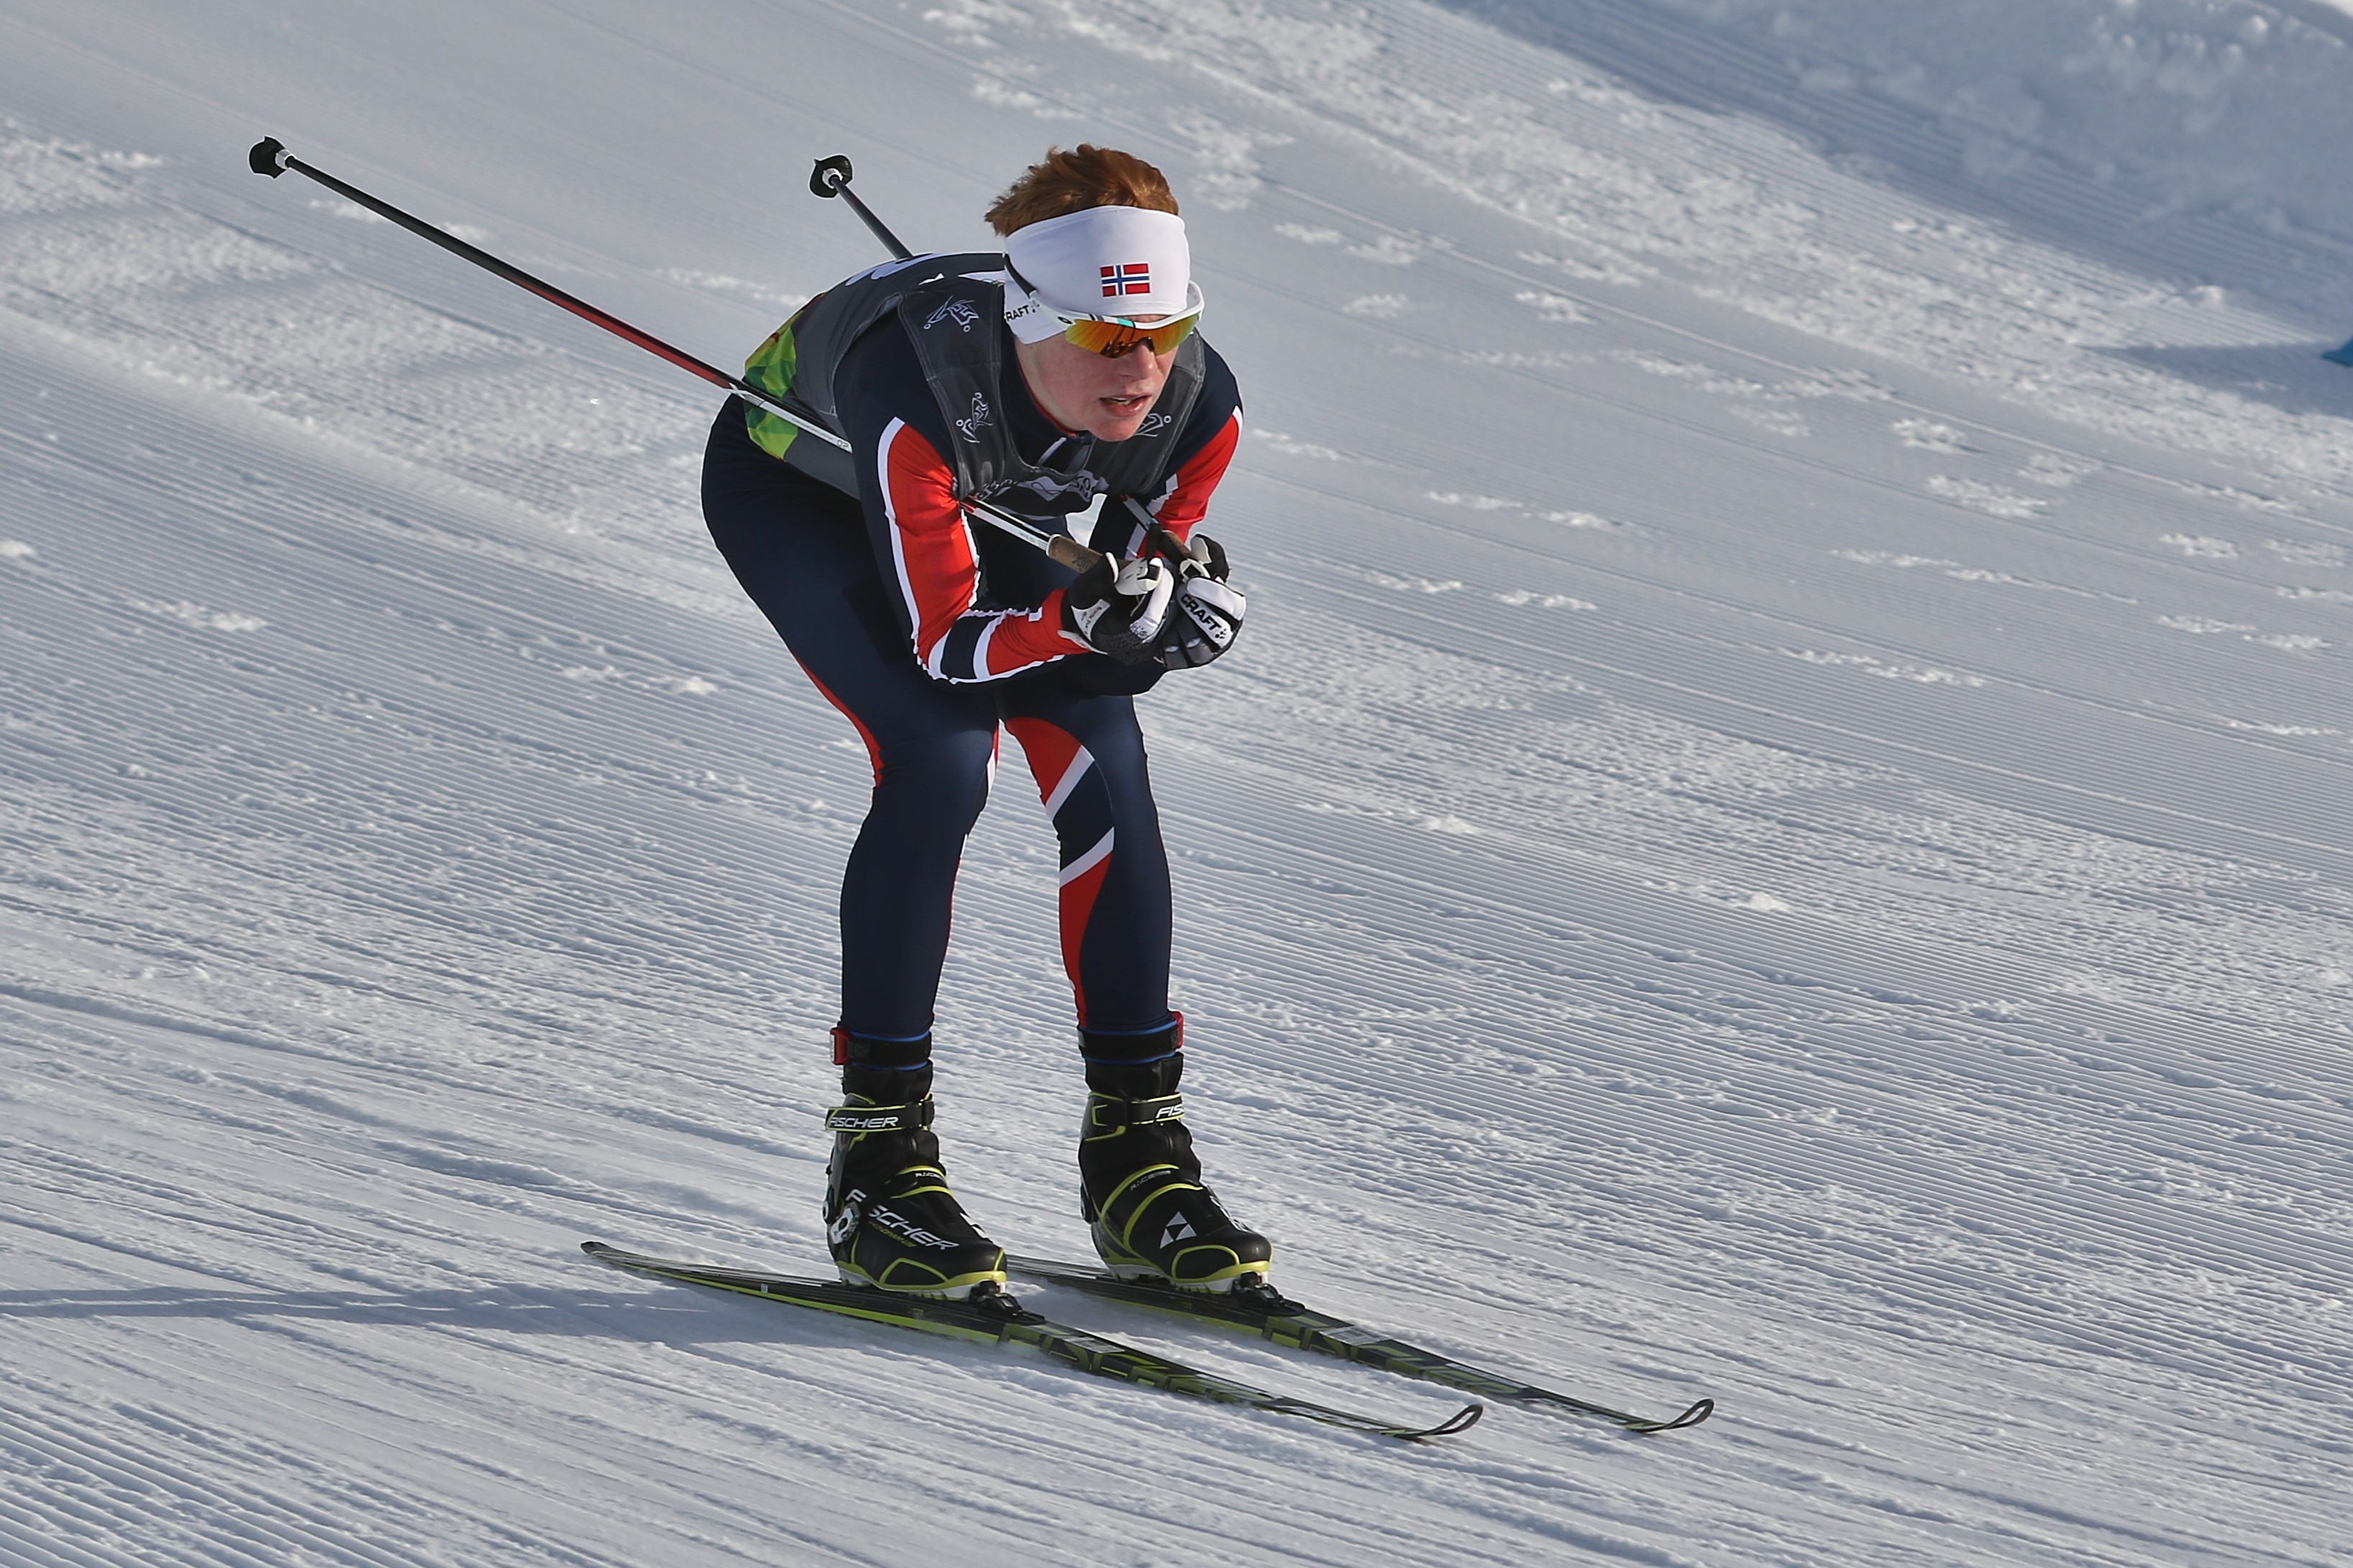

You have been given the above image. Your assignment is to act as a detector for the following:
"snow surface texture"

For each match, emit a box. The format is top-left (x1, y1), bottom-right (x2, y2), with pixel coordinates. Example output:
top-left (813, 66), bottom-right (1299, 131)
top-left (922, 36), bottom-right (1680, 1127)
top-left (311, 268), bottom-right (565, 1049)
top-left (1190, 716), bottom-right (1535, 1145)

top-left (4, 1), bottom-right (2350, 1563)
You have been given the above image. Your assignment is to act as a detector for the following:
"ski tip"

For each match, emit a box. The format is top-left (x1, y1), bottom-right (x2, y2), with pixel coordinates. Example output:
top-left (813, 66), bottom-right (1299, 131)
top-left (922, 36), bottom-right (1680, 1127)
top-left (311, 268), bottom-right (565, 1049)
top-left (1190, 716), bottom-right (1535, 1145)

top-left (1630, 1398), bottom-right (1714, 1434)
top-left (1412, 1402), bottom-right (1484, 1439)
top-left (248, 137), bottom-right (288, 178)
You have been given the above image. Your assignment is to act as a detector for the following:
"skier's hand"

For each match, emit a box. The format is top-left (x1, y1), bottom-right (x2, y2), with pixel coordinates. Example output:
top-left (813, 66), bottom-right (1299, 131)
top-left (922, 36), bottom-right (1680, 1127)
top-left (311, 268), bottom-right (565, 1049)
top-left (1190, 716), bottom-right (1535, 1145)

top-left (1064, 551), bottom-right (1177, 665)
top-left (1156, 533), bottom-right (1245, 669)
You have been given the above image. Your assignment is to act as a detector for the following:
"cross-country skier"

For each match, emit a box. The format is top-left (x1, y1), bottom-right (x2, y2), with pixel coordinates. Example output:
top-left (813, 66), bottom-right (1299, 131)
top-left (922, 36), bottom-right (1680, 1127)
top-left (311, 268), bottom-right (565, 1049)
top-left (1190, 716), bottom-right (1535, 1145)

top-left (700, 146), bottom-right (1267, 1301)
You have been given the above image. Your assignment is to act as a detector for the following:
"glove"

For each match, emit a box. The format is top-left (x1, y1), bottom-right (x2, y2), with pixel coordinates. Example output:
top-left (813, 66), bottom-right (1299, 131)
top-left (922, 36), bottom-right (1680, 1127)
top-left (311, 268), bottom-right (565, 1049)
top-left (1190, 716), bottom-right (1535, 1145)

top-left (1155, 533), bottom-right (1246, 669)
top-left (1063, 551), bottom-right (1177, 665)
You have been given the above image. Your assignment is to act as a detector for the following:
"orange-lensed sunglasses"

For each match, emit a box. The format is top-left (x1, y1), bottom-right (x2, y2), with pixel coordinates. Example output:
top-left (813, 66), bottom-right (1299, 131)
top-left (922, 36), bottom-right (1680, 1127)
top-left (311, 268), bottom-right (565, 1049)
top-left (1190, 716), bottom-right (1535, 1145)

top-left (1008, 262), bottom-right (1204, 358)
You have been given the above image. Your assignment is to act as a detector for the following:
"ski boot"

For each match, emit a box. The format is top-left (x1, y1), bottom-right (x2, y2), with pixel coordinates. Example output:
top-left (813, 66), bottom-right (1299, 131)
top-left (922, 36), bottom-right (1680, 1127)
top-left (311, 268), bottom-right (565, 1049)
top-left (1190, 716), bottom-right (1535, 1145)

top-left (1077, 1035), bottom-right (1273, 1294)
top-left (823, 1037), bottom-right (1007, 1300)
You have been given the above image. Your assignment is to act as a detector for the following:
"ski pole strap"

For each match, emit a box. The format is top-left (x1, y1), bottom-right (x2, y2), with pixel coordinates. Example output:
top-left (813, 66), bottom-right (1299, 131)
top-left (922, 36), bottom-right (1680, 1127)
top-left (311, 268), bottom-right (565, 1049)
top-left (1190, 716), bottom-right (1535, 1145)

top-left (823, 1100), bottom-right (936, 1134)
top-left (1085, 1093), bottom-right (1185, 1132)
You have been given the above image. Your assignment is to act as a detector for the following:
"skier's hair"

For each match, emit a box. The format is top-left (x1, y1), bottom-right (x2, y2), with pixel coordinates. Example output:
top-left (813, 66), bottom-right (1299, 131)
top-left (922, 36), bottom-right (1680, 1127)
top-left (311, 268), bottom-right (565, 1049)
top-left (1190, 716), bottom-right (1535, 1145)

top-left (986, 145), bottom-right (1179, 236)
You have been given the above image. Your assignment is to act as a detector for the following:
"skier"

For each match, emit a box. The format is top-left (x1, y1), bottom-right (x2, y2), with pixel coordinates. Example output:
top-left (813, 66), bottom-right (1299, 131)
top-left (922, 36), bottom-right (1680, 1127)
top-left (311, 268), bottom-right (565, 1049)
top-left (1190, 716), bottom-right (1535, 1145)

top-left (700, 146), bottom-right (1269, 1301)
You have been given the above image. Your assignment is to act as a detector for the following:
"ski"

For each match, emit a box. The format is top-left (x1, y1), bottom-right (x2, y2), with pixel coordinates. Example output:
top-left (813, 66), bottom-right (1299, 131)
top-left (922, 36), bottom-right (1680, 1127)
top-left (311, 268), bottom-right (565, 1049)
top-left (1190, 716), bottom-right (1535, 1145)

top-left (1004, 1255), bottom-right (1713, 1435)
top-left (581, 1242), bottom-right (1481, 1442)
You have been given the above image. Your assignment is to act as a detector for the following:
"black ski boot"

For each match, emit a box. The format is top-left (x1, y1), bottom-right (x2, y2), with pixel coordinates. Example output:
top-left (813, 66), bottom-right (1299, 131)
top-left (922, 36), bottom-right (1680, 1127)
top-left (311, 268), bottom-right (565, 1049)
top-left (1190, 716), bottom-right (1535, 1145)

top-left (1077, 1042), bottom-right (1273, 1293)
top-left (823, 1040), bottom-right (1006, 1300)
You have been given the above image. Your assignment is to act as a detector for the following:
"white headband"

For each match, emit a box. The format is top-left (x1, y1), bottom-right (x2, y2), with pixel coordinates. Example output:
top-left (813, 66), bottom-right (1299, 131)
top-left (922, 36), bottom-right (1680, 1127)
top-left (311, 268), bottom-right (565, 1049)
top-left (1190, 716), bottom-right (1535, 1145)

top-left (1002, 206), bottom-right (1192, 343)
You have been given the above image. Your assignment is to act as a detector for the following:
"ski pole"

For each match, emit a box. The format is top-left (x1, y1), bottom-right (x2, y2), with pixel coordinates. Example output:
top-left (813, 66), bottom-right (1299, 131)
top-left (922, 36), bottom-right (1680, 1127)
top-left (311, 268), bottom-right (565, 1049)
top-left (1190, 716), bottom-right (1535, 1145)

top-left (245, 137), bottom-right (1095, 571)
top-left (809, 156), bottom-right (913, 260)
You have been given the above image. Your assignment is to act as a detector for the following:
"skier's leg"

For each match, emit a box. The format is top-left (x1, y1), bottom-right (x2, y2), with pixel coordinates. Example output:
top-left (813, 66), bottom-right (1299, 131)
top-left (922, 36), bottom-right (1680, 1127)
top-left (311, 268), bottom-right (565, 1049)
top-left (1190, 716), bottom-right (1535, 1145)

top-left (703, 408), bottom-right (1004, 1296)
top-left (998, 679), bottom-right (1171, 1032)
top-left (1000, 675), bottom-right (1272, 1292)
top-left (703, 413), bottom-right (998, 1040)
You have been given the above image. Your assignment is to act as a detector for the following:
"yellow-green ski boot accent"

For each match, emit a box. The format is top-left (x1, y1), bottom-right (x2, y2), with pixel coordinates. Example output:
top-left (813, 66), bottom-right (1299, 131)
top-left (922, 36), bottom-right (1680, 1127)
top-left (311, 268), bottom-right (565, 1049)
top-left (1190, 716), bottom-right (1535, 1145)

top-left (1077, 1053), bottom-right (1272, 1294)
top-left (824, 1083), bottom-right (1006, 1301)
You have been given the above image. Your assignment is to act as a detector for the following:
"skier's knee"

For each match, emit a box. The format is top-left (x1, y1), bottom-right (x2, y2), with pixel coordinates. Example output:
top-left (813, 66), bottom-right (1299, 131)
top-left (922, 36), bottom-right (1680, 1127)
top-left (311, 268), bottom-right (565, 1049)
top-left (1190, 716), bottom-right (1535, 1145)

top-left (876, 729), bottom-right (996, 833)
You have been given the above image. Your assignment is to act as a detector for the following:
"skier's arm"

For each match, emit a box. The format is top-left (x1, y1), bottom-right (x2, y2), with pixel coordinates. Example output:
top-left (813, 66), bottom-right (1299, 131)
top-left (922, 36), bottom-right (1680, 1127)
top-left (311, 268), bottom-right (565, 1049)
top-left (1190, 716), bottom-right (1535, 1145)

top-left (1100, 408), bottom-right (1241, 557)
top-left (869, 418), bottom-right (1087, 682)
top-left (1123, 406), bottom-right (1247, 671)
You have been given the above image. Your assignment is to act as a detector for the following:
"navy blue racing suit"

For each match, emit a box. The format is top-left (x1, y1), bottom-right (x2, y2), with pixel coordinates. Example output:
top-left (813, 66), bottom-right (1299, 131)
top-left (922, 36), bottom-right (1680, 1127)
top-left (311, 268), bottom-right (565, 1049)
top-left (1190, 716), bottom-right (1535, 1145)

top-left (701, 308), bottom-right (1241, 1062)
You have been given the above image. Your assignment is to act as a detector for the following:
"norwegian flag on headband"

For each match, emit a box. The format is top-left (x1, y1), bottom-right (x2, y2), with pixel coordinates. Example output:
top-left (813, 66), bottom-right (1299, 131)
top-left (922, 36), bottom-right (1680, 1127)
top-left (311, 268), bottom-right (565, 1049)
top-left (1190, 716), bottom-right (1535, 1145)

top-left (1003, 207), bottom-right (1190, 341)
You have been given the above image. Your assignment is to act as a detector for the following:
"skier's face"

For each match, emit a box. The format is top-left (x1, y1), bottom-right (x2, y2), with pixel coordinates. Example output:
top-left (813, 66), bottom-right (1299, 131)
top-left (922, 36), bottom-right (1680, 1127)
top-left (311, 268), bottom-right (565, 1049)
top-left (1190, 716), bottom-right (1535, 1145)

top-left (1013, 328), bottom-right (1173, 441)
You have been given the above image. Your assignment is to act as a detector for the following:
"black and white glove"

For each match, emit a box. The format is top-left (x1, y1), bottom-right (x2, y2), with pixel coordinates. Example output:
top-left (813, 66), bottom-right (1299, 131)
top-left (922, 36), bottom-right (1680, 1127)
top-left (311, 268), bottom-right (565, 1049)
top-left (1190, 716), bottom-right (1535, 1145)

top-left (1063, 551), bottom-right (1178, 665)
top-left (1156, 533), bottom-right (1246, 669)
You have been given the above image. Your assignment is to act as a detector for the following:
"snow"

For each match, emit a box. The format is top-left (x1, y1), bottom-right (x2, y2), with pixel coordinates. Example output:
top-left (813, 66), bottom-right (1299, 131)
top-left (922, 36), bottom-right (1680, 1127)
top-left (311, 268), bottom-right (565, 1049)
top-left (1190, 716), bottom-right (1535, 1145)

top-left (4, 1), bottom-right (2351, 1563)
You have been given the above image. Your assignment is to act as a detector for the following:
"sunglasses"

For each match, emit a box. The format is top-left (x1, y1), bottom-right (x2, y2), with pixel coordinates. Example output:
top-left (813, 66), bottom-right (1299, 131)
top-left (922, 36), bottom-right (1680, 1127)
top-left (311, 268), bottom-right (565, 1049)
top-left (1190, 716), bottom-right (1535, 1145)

top-left (1006, 261), bottom-right (1204, 358)
top-left (1058, 304), bottom-right (1202, 359)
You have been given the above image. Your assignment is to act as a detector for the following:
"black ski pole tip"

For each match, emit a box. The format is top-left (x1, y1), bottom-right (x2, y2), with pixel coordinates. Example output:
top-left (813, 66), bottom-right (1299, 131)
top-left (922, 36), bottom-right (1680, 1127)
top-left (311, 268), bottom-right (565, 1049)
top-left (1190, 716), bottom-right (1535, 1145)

top-left (810, 155), bottom-right (852, 199)
top-left (249, 137), bottom-right (288, 178)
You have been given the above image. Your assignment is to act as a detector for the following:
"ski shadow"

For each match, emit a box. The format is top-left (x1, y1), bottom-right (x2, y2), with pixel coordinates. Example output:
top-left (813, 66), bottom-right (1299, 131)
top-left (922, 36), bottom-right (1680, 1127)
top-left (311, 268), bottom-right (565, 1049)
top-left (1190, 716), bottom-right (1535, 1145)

top-left (2103, 344), bottom-right (2353, 421)
top-left (0, 1280), bottom-right (872, 1347)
